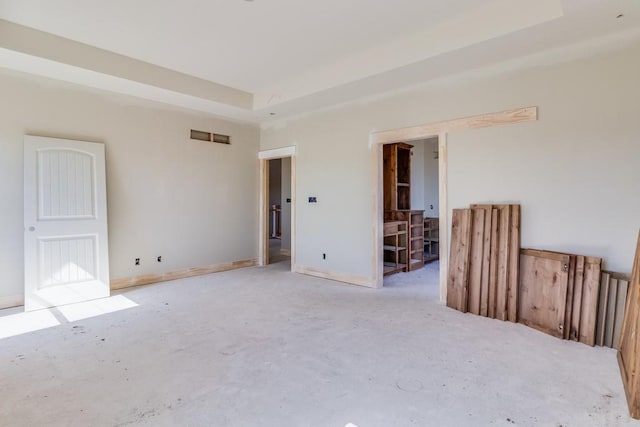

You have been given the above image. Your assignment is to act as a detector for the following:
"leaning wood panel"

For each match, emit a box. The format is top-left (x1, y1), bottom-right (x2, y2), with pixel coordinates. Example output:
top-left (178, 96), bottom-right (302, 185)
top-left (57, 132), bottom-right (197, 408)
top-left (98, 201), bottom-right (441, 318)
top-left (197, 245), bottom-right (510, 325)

top-left (479, 207), bottom-right (492, 317)
top-left (488, 208), bottom-right (499, 318)
top-left (564, 256), bottom-right (576, 340)
top-left (618, 231), bottom-right (640, 419)
top-left (579, 257), bottom-right (602, 346)
top-left (467, 208), bottom-right (486, 315)
top-left (495, 206), bottom-right (511, 321)
top-left (518, 249), bottom-right (570, 338)
top-left (570, 256), bottom-right (585, 341)
top-left (596, 273), bottom-right (611, 346)
top-left (613, 279), bottom-right (629, 350)
top-left (605, 278), bottom-right (619, 348)
top-left (507, 205), bottom-right (520, 322)
top-left (447, 209), bottom-right (473, 313)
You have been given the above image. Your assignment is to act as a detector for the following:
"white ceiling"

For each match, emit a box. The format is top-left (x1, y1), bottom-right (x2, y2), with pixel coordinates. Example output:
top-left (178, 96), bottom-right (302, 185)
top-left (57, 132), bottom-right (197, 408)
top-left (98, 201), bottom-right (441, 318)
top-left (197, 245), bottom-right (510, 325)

top-left (0, 0), bottom-right (639, 122)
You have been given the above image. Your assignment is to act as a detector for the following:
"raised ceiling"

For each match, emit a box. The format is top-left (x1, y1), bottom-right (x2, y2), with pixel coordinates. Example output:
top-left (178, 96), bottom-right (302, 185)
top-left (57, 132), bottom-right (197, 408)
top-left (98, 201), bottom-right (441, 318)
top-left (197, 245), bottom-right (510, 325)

top-left (0, 0), bottom-right (639, 122)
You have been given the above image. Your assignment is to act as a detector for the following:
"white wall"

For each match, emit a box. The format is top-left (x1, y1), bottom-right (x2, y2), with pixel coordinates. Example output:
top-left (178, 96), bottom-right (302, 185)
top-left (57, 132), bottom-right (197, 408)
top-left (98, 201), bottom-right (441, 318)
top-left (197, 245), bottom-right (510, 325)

top-left (281, 157), bottom-right (292, 251)
top-left (423, 137), bottom-right (439, 218)
top-left (0, 69), bottom-right (259, 307)
top-left (261, 43), bottom-right (640, 284)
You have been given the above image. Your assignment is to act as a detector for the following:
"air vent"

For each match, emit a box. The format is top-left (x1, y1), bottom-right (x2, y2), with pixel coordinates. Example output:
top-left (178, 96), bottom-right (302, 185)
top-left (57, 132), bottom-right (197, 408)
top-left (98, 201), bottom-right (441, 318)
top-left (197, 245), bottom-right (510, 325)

top-left (190, 130), bottom-right (211, 141)
top-left (212, 134), bottom-right (230, 144)
top-left (190, 129), bottom-right (231, 145)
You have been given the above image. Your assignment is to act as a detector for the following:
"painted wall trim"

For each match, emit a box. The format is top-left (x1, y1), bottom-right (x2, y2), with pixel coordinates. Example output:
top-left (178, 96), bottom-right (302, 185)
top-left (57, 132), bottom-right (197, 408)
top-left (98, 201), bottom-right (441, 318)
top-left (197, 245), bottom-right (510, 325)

top-left (110, 259), bottom-right (257, 290)
top-left (293, 264), bottom-right (374, 288)
top-left (258, 145), bottom-right (297, 160)
top-left (371, 107), bottom-right (538, 145)
top-left (0, 294), bottom-right (23, 310)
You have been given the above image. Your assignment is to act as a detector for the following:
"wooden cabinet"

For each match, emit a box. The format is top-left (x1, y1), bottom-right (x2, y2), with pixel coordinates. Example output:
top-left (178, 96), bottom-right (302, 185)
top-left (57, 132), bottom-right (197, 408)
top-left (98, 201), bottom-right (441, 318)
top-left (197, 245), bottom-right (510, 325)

top-left (385, 210), bottom-right (424, 271)
top-left (424, 217), bottom-right (439, 262)
top-left (383, 143), bottom-right (412, 211)
top-left (383, 220), bottom-right (408, 275)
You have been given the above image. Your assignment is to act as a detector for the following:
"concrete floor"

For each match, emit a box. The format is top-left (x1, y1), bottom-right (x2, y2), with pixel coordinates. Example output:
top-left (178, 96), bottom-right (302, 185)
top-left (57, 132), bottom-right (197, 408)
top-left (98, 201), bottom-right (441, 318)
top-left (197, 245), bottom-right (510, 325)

top-left (0, 260), bottom-right (637, 426)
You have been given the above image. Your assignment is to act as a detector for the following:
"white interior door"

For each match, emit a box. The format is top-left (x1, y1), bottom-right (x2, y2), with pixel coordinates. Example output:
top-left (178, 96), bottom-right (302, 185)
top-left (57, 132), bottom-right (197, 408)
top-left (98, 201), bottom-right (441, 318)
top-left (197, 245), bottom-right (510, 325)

top-left (24, 135), bottom-right (110, 311)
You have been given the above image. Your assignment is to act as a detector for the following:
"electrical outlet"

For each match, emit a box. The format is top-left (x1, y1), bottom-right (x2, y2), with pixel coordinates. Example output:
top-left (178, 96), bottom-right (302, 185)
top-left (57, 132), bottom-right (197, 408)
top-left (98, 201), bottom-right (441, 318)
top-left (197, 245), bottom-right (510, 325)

top-left (157, 256), bottom-right (162, 262)
top-left (322, 253), bottom-right (326, 260)
top-left (135, 258), bottom-right (140, 266)
top-left (308, 196), bottom-right (317, 203)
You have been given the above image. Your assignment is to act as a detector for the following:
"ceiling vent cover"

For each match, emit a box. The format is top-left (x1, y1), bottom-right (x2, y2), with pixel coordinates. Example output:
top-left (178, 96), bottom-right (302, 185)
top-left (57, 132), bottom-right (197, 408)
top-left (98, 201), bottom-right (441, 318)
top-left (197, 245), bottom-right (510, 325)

top-left (190, 130), bottom-right (231, 145)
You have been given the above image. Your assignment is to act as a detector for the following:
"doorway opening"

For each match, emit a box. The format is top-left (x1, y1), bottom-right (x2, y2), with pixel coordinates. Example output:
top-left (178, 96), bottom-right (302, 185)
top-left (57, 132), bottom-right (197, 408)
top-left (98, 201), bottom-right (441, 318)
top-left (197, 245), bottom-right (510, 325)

top-left (266, 158), bottom-right (292, 265)
top-left (381, 137), bottom-right (440, 289)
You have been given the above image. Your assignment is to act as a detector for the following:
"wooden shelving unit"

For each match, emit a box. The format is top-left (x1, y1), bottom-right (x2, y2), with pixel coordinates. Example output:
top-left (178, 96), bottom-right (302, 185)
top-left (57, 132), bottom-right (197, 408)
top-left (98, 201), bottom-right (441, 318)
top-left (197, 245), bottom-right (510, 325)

top-left (386, 210), bottom-right (424, 271)
top-left (424, 217), bottom-right (439, 262)
top-left (383, 220), bottom-right (408, 276)
top-left (383, 143), bottom-right (413, 211)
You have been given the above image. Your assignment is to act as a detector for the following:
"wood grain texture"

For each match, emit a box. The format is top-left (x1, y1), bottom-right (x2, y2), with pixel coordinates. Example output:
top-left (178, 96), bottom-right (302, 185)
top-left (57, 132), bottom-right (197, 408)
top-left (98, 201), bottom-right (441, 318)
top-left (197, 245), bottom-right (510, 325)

top-left (564, 256), bottom-right (576, 340)
top-left (570, 256), bottom-right (585, 341)
top-left (480, 207), bottom-right (493, 317)
top-left (613, 279), bottom-right (629, 350)
top-left (618, 231), bottom-right (640, 419)
top-left (111, 259), bottom-right (258, 290)
top-left (488, 208), bottom-right (499, 318)
top-left (447, 209), bottom-right (473, 312)
top-left (579, 257), bottom-right (602, 346)
top-left (495, 206), bottom-right (511, 321)
top-left (468, 208), bottom-right (486, 315)
top-left (518, 249), bottom-right (570, 338)
top-left (372, 107), bottom-right (538, 144)
top-left (596, 272), bottom-right (611, 346)
top-left (507, 205), bottom-right (520, 322)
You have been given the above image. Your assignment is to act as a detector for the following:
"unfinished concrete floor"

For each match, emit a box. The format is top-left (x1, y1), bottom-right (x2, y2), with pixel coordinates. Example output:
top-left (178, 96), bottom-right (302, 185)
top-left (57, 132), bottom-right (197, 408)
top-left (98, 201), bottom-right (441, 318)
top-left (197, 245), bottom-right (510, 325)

top-left (0, 261), bottom-right (637, 426)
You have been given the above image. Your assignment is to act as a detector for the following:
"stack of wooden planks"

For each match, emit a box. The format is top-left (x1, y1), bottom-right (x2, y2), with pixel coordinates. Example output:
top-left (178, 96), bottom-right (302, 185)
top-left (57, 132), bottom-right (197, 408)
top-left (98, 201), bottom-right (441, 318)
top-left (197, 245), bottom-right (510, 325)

top-left (519, 249), bottom-right (602, 345)
top-left (596, 271), bottom-right (631, 349)
top-left (447, 204), bottom-right (520, 322)
top-left (618, 231), bottom-right (640, 419)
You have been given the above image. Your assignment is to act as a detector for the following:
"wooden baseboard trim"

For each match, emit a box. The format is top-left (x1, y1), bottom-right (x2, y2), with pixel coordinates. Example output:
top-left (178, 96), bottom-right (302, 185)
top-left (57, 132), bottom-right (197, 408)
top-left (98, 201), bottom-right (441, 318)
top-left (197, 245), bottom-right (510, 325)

top-left (293, 264), bottom-right (375, 288)
top-left (111, 259), bottom-right (258, 290)
top-left (280, 248), bottom-right (291, 256)
top-left (0, 294), bottom-right (24, 310)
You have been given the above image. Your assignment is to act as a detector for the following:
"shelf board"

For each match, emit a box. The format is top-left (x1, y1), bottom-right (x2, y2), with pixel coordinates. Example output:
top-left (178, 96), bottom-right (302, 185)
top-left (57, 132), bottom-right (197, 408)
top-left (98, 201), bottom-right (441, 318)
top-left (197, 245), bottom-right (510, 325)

top-left (411, 236), bottom-right (422, 241)
top-left (396, 182), bottom-right (410, 187)
top-left (383, 245), bottom-right (407, 251)
top-left (424, 237), bottom-right (440, 242)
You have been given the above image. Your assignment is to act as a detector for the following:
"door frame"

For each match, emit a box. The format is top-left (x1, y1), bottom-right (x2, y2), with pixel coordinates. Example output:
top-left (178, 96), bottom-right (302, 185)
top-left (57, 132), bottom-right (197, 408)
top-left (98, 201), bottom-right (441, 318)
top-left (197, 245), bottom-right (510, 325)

top-left (258, 146), bottom-right (296, 269)
top-left (370, 107), bottom-right (538, 301)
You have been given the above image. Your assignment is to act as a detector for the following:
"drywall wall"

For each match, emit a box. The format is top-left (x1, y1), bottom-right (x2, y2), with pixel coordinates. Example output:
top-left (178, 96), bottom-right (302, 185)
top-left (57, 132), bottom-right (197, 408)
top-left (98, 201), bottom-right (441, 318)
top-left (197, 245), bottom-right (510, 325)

top-left (423, 137), bottom-right (439, 218)
top-left (281, 157), bottom-right (292, 252)
top-left (0, 69), bottom-right (259, 307)
top-left (261, 42), bottom-right (640, 285)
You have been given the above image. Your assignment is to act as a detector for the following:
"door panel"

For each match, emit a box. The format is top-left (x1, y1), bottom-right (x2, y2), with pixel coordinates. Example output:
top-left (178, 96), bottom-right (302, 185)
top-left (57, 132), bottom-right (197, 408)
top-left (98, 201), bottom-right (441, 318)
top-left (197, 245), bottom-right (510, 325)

top-left (24, 136), bottom-right (110, 311)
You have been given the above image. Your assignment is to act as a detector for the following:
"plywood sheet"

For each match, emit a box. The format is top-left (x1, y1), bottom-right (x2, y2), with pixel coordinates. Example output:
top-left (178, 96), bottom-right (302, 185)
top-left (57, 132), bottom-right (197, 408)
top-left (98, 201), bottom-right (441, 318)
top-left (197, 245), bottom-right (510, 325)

top-left (507, 205), bottom-right (520, 322)
top-left (570, 256), bottom-right (585, 341)
top-left (596, 272), bottom-right (611, 346)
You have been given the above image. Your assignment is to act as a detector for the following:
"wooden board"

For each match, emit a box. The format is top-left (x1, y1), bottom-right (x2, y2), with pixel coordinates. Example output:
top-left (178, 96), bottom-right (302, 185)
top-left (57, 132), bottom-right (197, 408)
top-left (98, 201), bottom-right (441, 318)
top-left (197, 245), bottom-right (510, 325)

top-left (613, 279), bottom-right (629, 350)
top-left (618, 231), bottom-right (640, 419)
top-left (495, 205), bottom-right (511, 321)
top-left (507, 205), bottom-right (520, 322)
top-left (564, 256), bottom-right (576, 340)
top-left (579, 257), bottom-right (602, 346)
top-left (605, 278), bottom-right (619, 348)
top-left (447, 209), bottom-right (473, 312)
top-left (488, 208), bottom-right (499, 318)
top-left (480, 207), bottom-right (493, 317)
top-left (468, 208), bottom-right (486, 315)
top-left (596, 272), bottom-right (611, 346)
top-left (570, 256), bottom-right (585, 341)
top-left (519, 249), bottom-right (570, 338)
